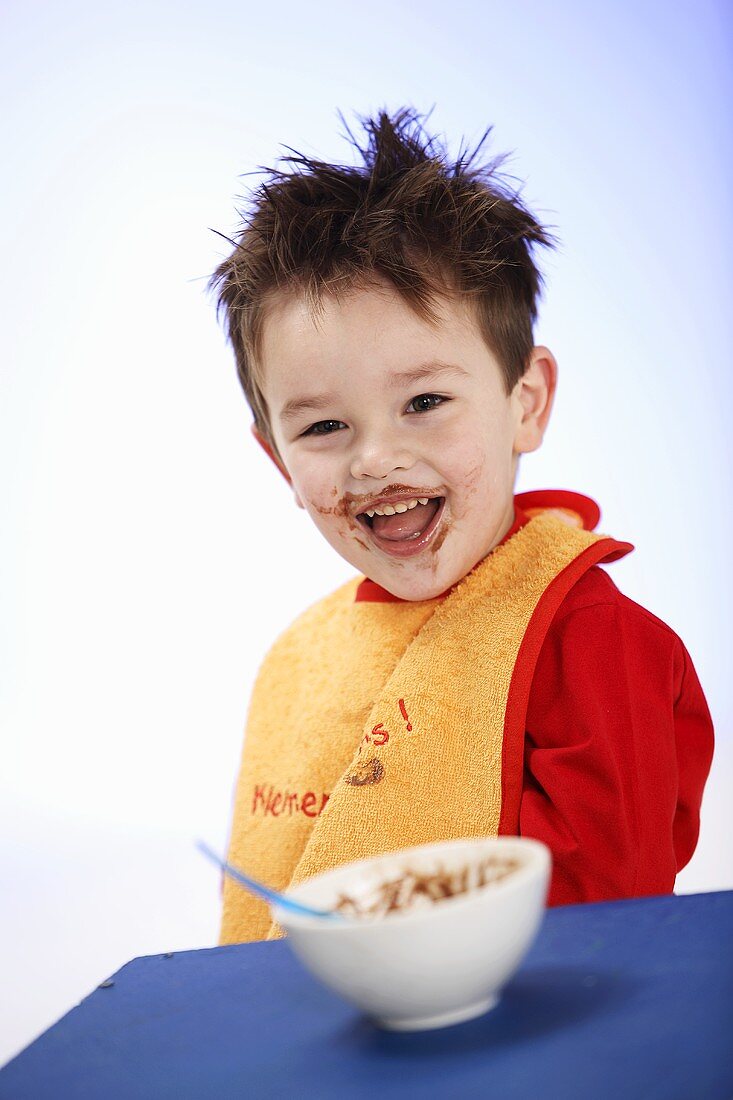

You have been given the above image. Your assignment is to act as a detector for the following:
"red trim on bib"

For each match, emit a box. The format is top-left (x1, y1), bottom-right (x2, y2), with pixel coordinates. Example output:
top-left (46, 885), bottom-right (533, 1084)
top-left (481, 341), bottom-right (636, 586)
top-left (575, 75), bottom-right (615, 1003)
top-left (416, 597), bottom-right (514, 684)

top-left (497, 535), bottom-right (634, 835)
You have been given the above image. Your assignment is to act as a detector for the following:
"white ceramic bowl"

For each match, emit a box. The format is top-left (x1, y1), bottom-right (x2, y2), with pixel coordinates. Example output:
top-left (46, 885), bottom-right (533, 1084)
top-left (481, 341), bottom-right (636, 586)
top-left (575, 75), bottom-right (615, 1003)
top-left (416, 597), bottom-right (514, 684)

top-left (272, 835), bottom-right (551, 1031)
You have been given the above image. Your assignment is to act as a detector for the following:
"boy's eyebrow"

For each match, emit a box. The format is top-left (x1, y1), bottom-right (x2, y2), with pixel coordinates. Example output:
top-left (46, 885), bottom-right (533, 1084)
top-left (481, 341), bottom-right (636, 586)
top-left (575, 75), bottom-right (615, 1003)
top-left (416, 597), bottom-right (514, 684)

top-left (278, 361), bottom-right (470, 422)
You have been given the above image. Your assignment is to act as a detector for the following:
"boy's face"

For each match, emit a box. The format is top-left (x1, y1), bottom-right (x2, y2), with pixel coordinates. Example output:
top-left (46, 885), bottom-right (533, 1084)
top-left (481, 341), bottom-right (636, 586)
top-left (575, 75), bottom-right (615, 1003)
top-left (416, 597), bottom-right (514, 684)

top-left (257, 280), bottom-right (555, 601)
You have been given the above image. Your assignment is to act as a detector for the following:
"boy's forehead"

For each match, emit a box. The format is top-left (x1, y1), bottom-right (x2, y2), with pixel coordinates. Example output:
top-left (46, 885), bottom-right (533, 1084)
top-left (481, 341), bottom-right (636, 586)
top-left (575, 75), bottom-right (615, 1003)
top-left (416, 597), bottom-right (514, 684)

top-left (259, 280), bottom-right (483, 373)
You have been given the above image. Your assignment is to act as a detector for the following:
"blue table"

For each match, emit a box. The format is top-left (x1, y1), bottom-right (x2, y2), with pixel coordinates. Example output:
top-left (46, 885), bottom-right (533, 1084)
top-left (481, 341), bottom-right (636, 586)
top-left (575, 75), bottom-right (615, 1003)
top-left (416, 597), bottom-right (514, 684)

top-left (2, 891), bottom-right (731, 1099)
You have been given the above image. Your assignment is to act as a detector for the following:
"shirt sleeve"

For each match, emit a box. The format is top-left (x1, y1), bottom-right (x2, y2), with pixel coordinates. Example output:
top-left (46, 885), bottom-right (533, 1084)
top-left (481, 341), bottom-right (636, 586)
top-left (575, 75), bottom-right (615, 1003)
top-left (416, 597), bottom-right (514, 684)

top-left (519, 596), bottom-right (714, 907)
top-left (669, 638), bottom-right (715, 872)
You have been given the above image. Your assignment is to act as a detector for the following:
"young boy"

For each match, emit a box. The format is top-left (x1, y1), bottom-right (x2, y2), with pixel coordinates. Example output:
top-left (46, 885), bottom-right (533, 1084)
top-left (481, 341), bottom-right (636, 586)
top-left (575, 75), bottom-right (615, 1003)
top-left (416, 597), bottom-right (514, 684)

top-left (208, 108), bottom-right (714, 945)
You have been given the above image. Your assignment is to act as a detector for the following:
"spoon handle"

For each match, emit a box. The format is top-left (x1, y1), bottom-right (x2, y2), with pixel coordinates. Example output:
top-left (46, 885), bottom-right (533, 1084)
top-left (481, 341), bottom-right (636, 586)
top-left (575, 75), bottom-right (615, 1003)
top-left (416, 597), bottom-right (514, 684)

top-left (195, 840), bottom-right (341, 920)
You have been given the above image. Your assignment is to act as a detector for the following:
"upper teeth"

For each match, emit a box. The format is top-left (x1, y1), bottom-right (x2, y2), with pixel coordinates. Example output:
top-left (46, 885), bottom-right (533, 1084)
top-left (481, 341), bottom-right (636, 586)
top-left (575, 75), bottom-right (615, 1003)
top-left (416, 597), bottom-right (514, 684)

top-left (364, 497), bottom-right (431, 517)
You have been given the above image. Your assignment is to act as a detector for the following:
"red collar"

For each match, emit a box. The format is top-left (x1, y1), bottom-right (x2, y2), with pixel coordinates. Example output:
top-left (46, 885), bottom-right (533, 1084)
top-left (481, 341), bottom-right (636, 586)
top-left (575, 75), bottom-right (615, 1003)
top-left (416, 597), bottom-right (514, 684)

top-left (354, 489), bottom-right (601, 604)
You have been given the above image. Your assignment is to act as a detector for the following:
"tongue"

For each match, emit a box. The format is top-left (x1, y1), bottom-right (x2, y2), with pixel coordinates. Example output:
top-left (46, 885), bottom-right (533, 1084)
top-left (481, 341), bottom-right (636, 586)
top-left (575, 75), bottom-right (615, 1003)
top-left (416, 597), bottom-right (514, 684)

top-left (371, 498), bottom-right (440, 541)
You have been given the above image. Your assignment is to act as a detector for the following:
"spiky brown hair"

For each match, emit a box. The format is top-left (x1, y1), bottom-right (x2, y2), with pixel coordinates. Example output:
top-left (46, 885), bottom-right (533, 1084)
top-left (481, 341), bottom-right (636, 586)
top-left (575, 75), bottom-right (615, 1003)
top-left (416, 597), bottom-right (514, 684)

top-left (207, 106), bottom-right (558, 464)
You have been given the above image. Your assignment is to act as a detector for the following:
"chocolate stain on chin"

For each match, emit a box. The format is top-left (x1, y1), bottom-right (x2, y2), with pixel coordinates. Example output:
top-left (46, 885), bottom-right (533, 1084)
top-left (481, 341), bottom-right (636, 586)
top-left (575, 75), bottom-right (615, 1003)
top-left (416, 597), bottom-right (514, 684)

top-left (311, 491), bottom-right (362, 542)
top-left (421, 459), bottom-right (485, 574)
top-left (310, 491), bottom-right (375, 555)
top-left (429, 511), bottom-right (453, 555)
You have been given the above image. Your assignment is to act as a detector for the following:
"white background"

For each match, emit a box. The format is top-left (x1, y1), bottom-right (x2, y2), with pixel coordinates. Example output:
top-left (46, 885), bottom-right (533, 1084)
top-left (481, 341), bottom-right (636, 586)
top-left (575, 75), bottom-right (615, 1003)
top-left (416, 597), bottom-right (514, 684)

top-left (1, 0), bottom-right (731, 1067)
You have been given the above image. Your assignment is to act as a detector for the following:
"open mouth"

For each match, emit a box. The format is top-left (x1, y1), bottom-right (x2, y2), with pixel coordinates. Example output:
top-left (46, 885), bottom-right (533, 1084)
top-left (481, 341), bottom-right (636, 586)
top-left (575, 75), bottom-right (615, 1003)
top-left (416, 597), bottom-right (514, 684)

top-left (356, 497), bottom-right (445, 557)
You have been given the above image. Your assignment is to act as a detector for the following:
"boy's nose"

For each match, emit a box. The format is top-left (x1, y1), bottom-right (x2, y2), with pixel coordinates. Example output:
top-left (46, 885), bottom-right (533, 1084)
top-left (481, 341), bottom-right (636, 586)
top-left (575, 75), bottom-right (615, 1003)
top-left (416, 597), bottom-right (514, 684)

top-left (349, 434), bottom-right (416, 481)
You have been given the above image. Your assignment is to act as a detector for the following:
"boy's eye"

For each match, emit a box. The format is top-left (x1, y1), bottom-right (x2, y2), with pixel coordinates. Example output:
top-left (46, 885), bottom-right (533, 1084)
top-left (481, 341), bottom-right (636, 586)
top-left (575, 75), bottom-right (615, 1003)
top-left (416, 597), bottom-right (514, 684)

top-left (408, 393), bottom-right (446, 413)
top-left (302, 419), bottom-right (345, 437)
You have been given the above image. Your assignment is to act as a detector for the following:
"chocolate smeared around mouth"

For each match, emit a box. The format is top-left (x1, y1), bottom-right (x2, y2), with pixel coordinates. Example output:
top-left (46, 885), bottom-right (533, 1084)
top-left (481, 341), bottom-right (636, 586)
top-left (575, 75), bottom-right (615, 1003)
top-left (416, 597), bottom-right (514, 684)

top-left (360, 497), bottom-right (442, 541)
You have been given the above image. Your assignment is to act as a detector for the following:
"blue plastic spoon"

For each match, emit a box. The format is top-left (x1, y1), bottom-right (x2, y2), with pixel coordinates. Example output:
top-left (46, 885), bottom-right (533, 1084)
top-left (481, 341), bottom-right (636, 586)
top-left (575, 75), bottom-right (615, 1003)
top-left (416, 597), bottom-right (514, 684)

top-left (196, 840), bottom-right (344, 921)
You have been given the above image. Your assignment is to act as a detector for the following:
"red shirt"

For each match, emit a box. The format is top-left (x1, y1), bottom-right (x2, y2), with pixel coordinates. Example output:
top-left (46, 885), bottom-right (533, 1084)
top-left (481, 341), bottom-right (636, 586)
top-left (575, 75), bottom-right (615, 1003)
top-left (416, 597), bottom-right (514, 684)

top-left (355, 498), bottom-right (714, 907)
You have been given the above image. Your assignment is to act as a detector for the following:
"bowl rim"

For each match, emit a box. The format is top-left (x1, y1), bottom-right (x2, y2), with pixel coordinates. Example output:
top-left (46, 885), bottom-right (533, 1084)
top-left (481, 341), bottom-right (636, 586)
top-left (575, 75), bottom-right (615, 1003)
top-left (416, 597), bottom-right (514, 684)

top-left (273, 835), bottom-right (551, 932)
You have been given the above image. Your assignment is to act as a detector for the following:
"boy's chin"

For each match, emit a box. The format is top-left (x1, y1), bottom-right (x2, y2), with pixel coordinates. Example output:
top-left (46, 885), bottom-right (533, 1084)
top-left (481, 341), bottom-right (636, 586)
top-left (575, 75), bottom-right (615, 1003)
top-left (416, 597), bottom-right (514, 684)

top-left (363, 567), bottom-right (456, 603)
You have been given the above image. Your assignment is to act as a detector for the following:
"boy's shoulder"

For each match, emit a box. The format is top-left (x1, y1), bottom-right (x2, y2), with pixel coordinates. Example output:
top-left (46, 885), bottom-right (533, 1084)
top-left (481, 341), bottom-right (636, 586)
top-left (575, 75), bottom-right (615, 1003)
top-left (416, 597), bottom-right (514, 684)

top-left (548, 565), bottom-right (689, 679)
top-left (556, 565), bottom-right (681, 638)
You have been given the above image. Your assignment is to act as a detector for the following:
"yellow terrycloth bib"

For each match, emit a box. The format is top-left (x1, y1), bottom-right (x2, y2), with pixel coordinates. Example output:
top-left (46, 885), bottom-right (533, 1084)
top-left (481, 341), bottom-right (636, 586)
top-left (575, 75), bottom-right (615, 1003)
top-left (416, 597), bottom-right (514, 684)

top-left (219, 511), bottom-right (630, 945)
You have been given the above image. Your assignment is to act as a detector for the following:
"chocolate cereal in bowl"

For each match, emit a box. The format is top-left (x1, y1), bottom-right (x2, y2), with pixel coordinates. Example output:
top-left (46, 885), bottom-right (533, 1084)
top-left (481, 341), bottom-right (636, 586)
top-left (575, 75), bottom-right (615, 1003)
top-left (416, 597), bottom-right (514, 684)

top-left (271, 835), bottom-right (551, 1031)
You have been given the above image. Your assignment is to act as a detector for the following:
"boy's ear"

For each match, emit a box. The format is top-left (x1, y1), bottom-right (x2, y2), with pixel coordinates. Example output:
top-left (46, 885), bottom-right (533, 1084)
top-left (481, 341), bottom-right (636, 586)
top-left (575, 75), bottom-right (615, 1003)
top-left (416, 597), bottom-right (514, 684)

top-left (512, 346), bottom-right (558, 455)
top-left (250, 424), bottom-right (305, 509)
